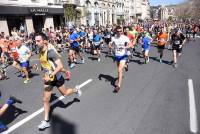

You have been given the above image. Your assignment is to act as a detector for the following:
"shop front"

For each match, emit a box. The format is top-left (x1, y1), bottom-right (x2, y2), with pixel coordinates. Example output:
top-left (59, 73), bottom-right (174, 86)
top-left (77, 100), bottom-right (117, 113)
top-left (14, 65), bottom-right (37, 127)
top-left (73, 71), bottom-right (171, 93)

top-left (0, 5), bottom-right (64, 35)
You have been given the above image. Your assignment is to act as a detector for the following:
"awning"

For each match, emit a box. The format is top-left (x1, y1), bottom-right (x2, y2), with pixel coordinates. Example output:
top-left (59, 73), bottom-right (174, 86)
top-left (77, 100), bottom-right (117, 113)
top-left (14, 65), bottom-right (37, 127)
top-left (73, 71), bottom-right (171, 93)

top-left (0, 5), bottom-right (64, 16)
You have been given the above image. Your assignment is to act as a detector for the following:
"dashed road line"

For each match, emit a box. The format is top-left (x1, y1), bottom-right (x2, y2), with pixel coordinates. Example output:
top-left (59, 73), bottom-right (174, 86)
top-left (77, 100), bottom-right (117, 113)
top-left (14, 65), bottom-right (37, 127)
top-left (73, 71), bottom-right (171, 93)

top-left (188, 79), bottom-right (198, 133)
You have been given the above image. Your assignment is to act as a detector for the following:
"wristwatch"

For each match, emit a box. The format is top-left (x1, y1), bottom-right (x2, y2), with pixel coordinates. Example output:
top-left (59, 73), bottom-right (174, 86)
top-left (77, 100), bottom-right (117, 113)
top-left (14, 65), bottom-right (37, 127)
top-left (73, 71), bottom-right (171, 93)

top-left (49, 74), bottom-right (54, 79)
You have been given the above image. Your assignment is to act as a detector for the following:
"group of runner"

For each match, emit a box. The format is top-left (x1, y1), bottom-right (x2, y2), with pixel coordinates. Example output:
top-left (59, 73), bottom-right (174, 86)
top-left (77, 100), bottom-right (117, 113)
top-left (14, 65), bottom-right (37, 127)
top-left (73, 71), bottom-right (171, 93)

top-left (0, 21), bottom-right (199, 131)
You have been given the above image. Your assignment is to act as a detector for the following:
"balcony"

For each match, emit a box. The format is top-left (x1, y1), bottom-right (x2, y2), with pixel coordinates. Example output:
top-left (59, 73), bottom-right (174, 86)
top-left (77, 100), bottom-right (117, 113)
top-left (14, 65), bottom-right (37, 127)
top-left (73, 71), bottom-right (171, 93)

top-left (61, 0), bottom-right (80, 5)
top-left (135, 8), bottom-right (142, 14)
top-left (116, 10), bottom-right (124, 15)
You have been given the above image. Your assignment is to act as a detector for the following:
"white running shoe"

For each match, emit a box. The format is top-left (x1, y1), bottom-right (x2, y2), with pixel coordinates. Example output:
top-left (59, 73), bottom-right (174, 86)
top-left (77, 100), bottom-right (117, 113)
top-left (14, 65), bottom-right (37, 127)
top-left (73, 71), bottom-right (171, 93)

top-left (38, 120), bottom-right (51, 130)
top-left (80, 59), bottom-right (85, 64)
top-left (75, 86), bottom-right (82, 97)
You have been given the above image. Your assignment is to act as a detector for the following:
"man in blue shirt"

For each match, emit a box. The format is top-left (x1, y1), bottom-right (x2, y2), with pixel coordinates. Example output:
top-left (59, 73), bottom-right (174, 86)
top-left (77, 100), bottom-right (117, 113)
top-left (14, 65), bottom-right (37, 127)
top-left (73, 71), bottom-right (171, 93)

top-left (68, 28), bottom-right (85, 68)
top-left (92, 29), bottom-right (103, 62)
top-left (77, 28), bottom-right (87, 52)
top-left (142, 31), bottom-right (152, 64)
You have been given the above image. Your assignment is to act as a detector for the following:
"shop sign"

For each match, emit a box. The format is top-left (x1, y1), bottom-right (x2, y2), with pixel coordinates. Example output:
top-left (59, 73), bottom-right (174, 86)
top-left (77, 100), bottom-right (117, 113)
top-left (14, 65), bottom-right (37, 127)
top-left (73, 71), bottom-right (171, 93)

top-left (29, 8), bottom-right (48, 15)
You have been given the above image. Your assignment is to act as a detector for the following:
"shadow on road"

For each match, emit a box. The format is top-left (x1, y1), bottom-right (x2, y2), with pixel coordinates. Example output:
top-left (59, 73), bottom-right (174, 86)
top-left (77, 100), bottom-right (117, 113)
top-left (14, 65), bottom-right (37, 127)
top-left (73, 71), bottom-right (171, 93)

top-left (98, 74), bottom-right (117, 88)
top-left (29, 73), bottom-right (40, 78)
top-left (51, 114), bottom-right (76, 134)
top-left (49, 94), bottom-right (80, 119)
top-left (129, 59), bottom-right (142, 64)
top-left (0, 105), bottom-right (27, 125)
top-left (88, 56), bottom-right (98, 61)
top-left (149, 56), bottom-right (173, 65)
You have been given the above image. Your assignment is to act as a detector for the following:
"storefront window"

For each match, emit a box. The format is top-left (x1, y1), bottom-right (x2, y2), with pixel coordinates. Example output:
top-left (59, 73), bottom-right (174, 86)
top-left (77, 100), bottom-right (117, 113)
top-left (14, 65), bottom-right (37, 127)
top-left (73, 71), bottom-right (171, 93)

top-left (6, 16), bottom-right (26, 35)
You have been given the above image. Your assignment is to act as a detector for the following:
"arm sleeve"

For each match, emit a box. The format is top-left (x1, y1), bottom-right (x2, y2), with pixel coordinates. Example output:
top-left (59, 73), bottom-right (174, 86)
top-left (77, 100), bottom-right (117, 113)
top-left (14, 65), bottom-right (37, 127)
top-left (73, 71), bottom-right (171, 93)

top-left (47, 49), bottom-right (59, 62)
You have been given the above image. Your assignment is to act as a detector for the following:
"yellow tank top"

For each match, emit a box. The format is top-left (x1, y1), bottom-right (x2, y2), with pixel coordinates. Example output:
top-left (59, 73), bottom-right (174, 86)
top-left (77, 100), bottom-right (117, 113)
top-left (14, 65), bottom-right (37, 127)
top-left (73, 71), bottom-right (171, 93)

top-left (39, 49), bottom-right (55, 81)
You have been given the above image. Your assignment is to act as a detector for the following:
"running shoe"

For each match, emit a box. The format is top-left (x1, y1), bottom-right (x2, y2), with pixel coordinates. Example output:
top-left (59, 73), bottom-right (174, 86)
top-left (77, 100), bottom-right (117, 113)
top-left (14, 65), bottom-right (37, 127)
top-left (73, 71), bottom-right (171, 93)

top-left (9, 96), bottom-right (22, 104)
top-left (23, 79), bottom-right (31, 84)
top-left (79, 59), bottom-right (85, 64)
top-left (147, 57), bottom-right (150, 63)
top-left (0, 121), bottom-right (7, 133)
top-left (114, 86), bottom-right (120, 93)
top-left (125, 64), bottom-right (128, 72)
top-left (174, 63), bottom-right (178, 68)
top-left (18, 73), bottom-right (25, 78)
top-left (75, 85), bottom-right (82, 97)
top-left (34, 64), bottom-right (39, 71)
top-left (69, 63), bottom-right (75, 69)
top-left (38, 120), bottom-right (51, 130)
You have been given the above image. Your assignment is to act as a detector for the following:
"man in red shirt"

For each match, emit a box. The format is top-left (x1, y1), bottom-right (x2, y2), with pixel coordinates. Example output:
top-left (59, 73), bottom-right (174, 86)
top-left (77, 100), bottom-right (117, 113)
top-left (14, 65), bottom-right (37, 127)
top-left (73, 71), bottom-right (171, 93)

top-left (8, 38), bottom-right (21, 72)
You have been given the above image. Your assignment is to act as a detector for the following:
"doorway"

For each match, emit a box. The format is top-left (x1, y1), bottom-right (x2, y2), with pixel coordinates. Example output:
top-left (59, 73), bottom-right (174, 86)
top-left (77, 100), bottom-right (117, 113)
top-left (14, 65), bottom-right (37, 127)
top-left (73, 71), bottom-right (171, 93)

top-left (32, 15), bottom-right (45, 33)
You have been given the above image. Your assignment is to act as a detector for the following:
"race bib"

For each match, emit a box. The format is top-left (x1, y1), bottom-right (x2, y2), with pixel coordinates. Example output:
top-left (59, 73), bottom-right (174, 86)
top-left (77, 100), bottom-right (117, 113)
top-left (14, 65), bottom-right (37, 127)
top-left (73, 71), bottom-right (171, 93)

top-left (160, 38), bottom-right (165, 42)
top-left (43, 69), bottom-right (55, 82)
top-left (174, 40), bottom-right (180, 45)
top-left (106, 35), bottom-right (111, 38)
top-left (94, 42), bottom-right (100, 46)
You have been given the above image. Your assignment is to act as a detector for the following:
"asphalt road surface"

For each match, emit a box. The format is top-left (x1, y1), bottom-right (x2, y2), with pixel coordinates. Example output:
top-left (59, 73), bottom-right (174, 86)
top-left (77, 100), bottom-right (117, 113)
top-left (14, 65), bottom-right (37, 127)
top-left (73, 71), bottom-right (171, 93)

top-left (0, 37), bottom-right (200, 134)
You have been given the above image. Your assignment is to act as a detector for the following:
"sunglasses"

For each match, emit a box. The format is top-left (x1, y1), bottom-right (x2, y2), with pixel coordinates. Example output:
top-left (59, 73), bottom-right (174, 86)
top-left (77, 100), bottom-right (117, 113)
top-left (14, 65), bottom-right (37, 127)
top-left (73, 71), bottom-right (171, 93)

top-left (116, 30), bottom-right (122, 33)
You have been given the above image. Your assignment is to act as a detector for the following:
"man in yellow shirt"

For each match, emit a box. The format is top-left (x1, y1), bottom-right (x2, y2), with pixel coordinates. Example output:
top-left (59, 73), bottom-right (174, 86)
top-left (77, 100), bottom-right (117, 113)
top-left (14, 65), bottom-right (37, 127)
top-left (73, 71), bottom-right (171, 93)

top-left (35, 33), bottom-right (82, 130)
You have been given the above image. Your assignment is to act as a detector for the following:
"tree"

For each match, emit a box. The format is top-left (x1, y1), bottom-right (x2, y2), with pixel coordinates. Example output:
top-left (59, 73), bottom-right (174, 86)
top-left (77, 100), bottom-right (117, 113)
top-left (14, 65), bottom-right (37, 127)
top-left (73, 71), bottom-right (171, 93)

top-left (64, 4), bottom-right (77, 22)
top-left (175, 0), bottom-right (200, 21)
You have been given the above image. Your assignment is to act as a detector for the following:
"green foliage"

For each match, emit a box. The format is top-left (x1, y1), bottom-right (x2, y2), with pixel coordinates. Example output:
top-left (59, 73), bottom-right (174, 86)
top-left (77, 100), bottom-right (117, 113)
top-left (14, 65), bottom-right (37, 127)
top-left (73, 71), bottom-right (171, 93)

top-left (64, 4), bottom-right (77, 21)
top-left (168, 16), bottom-right (173, 21)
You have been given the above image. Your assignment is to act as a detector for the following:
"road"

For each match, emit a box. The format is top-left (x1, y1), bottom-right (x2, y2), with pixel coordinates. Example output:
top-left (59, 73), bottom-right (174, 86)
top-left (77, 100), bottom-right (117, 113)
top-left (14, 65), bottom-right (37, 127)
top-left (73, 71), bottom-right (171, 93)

top-left (0, 37), bottom-right (200, 134)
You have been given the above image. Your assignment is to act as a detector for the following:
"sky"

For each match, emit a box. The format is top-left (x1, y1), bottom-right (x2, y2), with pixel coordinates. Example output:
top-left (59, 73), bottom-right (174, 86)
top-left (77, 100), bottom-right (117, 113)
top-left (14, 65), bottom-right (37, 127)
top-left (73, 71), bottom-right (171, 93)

top-left (149, 0), bottom-right (185, 6)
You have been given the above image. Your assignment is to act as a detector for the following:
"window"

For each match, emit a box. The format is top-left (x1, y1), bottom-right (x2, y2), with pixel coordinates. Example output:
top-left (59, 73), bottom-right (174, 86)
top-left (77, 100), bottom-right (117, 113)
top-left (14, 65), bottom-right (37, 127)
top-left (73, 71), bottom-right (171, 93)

top-left (31, 0), bottom-right (39, 2)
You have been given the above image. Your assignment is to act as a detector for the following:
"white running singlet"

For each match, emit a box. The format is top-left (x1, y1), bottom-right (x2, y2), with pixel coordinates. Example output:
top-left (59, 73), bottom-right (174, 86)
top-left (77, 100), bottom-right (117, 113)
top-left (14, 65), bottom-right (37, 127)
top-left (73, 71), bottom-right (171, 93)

top-left (111, 35), bottom-right (130, 56)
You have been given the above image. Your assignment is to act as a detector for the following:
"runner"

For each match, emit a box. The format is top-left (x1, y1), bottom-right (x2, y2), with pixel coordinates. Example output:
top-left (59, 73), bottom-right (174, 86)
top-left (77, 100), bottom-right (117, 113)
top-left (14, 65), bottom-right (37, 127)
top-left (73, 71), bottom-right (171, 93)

top-left (192, 24), bottom-right (199, 41)
top-left (171, 29), bottom-right (186, 68)
top-left (68, 28), bottom-right (84, 69)
top-left (8, 37), bottom-right (21, 73)
top-left (16, 36), bottom-right (32, 84)
top-left (109, 26), bottom-right (131, 93)
top-left (156, 28), bottom-right (168, 63)
top-left (35, 33), bottom-right (82, 130)
top-left (92, 28), bottom-right (103, 62)
top-left (141, 31), bottom-right (152, 64)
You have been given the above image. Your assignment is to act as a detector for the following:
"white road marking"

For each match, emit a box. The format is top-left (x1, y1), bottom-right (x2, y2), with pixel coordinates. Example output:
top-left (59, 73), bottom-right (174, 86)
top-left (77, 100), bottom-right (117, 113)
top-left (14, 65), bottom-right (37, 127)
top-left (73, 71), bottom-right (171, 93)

top-left (2, 79), bottom-right (93, 134)
top-left (196, 35), bottom-right (200, 38)
top-left (188, 79), bottom-right (198, 133)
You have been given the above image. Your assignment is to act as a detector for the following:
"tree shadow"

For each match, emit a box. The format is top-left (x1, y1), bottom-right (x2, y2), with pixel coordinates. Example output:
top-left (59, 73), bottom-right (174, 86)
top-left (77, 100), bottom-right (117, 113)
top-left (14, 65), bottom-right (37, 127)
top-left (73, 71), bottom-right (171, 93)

top-left (51, 114), bottom-right (76, 134)
top-left (98, 74), bottom-right (118, 87)
top-left (0, 105), bottom-right (27, 125)
top-left (49, 94), bottom-right (80, 119)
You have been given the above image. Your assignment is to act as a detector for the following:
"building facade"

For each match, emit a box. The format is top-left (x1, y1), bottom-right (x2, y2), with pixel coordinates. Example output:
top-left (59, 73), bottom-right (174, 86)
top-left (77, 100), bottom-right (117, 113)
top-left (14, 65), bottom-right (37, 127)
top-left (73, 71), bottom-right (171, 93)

top-left (151, 5), bottom-right (176, 21)
top-left (0, 0), bottom-right (66, 35)
top-left (0, 0), bottom-right (151, 35)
